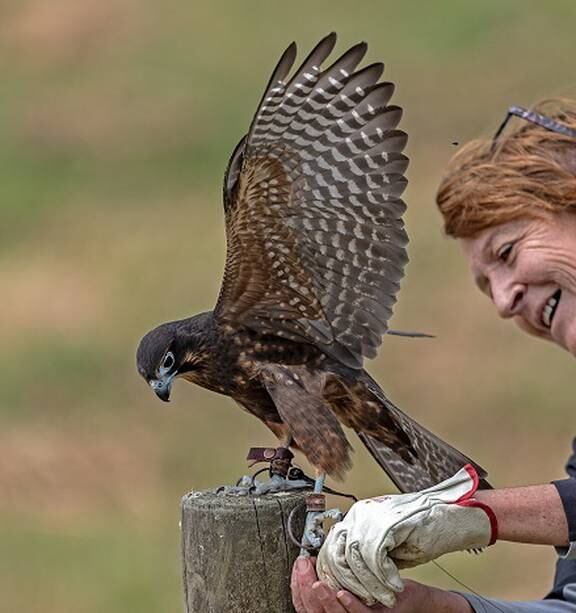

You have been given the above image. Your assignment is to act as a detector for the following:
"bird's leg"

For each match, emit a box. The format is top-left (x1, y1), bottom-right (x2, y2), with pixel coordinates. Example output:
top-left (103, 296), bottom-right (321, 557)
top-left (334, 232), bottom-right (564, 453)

top-left (268, 435), bottom-right (295, 479)
top-left (250, 438), bottom-right (313, 495)
top-left (216, 437), bottom-right (312, 496)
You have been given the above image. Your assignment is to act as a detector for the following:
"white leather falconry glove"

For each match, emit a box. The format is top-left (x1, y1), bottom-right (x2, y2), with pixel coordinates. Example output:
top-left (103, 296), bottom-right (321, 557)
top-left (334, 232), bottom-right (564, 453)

top-left (316, 465), bottom-right (497, 607)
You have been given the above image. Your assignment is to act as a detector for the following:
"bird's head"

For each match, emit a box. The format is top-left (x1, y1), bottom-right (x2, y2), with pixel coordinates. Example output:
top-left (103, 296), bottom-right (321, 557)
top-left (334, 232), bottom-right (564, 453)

top-left (136, 318), bottom-right (209, 402)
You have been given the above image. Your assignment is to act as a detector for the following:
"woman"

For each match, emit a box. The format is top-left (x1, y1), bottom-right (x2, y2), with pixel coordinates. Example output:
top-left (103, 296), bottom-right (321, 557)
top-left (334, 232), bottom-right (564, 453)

top-left (292, 99), bottom-right (576, 612)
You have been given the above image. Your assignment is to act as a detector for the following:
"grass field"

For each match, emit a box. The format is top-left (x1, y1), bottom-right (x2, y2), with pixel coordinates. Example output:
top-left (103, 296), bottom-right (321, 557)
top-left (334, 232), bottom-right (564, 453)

top-left (2, 1), bottom-right (576, 611)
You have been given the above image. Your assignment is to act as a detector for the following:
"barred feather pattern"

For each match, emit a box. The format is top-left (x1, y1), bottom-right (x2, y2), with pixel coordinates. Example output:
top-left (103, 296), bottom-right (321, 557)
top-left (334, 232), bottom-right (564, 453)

top-left (357, 371), bottom-right (490, 492)
top-left (215, 33), bottom-right (409, 368)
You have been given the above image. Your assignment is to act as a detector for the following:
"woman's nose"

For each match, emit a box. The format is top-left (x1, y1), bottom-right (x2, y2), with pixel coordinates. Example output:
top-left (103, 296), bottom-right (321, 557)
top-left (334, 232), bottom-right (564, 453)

top-left (491, 278), bottom-right (525, 318)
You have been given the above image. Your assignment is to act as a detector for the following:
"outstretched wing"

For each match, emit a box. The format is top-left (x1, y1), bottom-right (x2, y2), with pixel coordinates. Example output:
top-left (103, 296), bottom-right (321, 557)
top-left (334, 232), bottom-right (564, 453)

top-left (215, 33), bottom-right (409, 369)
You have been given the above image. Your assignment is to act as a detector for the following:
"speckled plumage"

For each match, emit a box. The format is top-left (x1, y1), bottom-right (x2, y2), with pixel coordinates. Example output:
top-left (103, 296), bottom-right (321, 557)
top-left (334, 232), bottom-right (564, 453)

top-left (136, 34), bottom-right (489, 491)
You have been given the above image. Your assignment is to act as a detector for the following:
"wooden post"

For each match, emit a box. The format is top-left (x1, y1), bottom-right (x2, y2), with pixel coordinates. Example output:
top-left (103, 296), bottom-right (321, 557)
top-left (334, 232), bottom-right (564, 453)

top-left (181, 490), bottom-right (307, 613)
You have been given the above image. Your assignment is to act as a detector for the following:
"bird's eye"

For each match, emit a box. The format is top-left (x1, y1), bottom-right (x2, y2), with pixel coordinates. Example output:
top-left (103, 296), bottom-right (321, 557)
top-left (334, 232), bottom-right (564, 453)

top-left (162, 352), bottom-right (175, 371)
top-left (497, 242), bottom-right (514, 262)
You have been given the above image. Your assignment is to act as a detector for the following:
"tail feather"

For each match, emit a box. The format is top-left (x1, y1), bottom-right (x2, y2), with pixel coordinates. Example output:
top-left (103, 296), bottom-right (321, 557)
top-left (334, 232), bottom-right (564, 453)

top-left (358, 430), bottom-right (490, 493)
top-left (357, 373), bottom-right (491, 492)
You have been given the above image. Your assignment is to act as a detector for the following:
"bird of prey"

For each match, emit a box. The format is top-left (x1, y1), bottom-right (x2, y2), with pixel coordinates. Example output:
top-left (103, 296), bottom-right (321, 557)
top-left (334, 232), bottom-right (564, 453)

top-left (136, 33), bottom-right (488, 494)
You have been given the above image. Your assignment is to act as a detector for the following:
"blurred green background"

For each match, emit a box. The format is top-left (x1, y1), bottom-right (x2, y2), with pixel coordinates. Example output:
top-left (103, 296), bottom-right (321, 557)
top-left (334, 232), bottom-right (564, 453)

top-left (1, 1), bottom-right (575, 611)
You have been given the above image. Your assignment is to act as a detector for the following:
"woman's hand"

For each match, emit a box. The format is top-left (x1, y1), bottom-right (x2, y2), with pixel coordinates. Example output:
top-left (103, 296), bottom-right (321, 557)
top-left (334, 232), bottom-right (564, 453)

top-left (291, 556), bottom-right (392, 612)
top-left (291, 557), bottom-right (472, 613)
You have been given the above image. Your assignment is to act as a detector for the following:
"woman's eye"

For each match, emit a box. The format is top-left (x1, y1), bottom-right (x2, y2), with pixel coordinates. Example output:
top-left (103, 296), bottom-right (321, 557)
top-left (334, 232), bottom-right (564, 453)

top-left (497, 242), bottom-right (514, 262)
top-left (163, 352), bottom-right (175, 370)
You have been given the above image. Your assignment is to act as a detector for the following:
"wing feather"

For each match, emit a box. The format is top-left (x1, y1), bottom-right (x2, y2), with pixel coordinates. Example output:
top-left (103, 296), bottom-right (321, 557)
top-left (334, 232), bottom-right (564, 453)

top-left (215, 34), bottom-right (409, 368)
top-left (261, 364), bottom-right (352, 478)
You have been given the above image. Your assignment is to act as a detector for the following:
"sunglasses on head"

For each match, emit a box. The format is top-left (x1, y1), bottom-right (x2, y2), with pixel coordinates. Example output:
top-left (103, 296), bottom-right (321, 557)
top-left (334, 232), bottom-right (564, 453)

top-left (492, 105), bottom-right (576, 145)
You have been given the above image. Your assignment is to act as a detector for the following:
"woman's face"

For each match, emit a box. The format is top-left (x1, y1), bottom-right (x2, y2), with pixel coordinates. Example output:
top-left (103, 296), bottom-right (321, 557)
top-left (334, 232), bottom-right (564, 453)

top-left (462, 211), bottom-right (576, 355)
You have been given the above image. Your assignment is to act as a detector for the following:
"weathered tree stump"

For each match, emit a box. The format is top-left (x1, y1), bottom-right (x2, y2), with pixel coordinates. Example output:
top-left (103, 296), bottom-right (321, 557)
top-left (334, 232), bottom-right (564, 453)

top-left (181, 490), bottom-right (307, 613)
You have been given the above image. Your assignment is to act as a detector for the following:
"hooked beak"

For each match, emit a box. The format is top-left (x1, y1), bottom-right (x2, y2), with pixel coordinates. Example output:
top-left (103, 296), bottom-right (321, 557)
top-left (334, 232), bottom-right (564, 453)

top-left (149, 376), bottom-right (174, 402)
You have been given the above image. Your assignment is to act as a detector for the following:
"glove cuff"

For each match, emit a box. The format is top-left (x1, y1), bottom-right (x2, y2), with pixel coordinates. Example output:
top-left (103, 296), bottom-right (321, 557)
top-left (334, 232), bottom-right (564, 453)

top-left (458, 499), bottom-right (498, 545)
top-left (454, 465), bottom-right (498, 546)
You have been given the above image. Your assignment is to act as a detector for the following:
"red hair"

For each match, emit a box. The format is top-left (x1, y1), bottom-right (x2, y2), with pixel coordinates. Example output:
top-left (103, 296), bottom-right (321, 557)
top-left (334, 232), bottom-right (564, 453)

top-left (436, 99), bottom-right (576, 238)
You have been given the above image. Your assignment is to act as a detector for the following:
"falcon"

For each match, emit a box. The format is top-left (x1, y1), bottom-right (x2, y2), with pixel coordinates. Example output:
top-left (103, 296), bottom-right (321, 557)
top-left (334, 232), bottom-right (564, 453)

top-left (136, 33), bottom-right (488, 494)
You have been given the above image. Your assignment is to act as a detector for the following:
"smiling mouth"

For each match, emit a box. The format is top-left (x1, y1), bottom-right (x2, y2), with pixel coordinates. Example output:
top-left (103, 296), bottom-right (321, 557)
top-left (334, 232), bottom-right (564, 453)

top-left (542, 289), bottom-right (562, 328)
